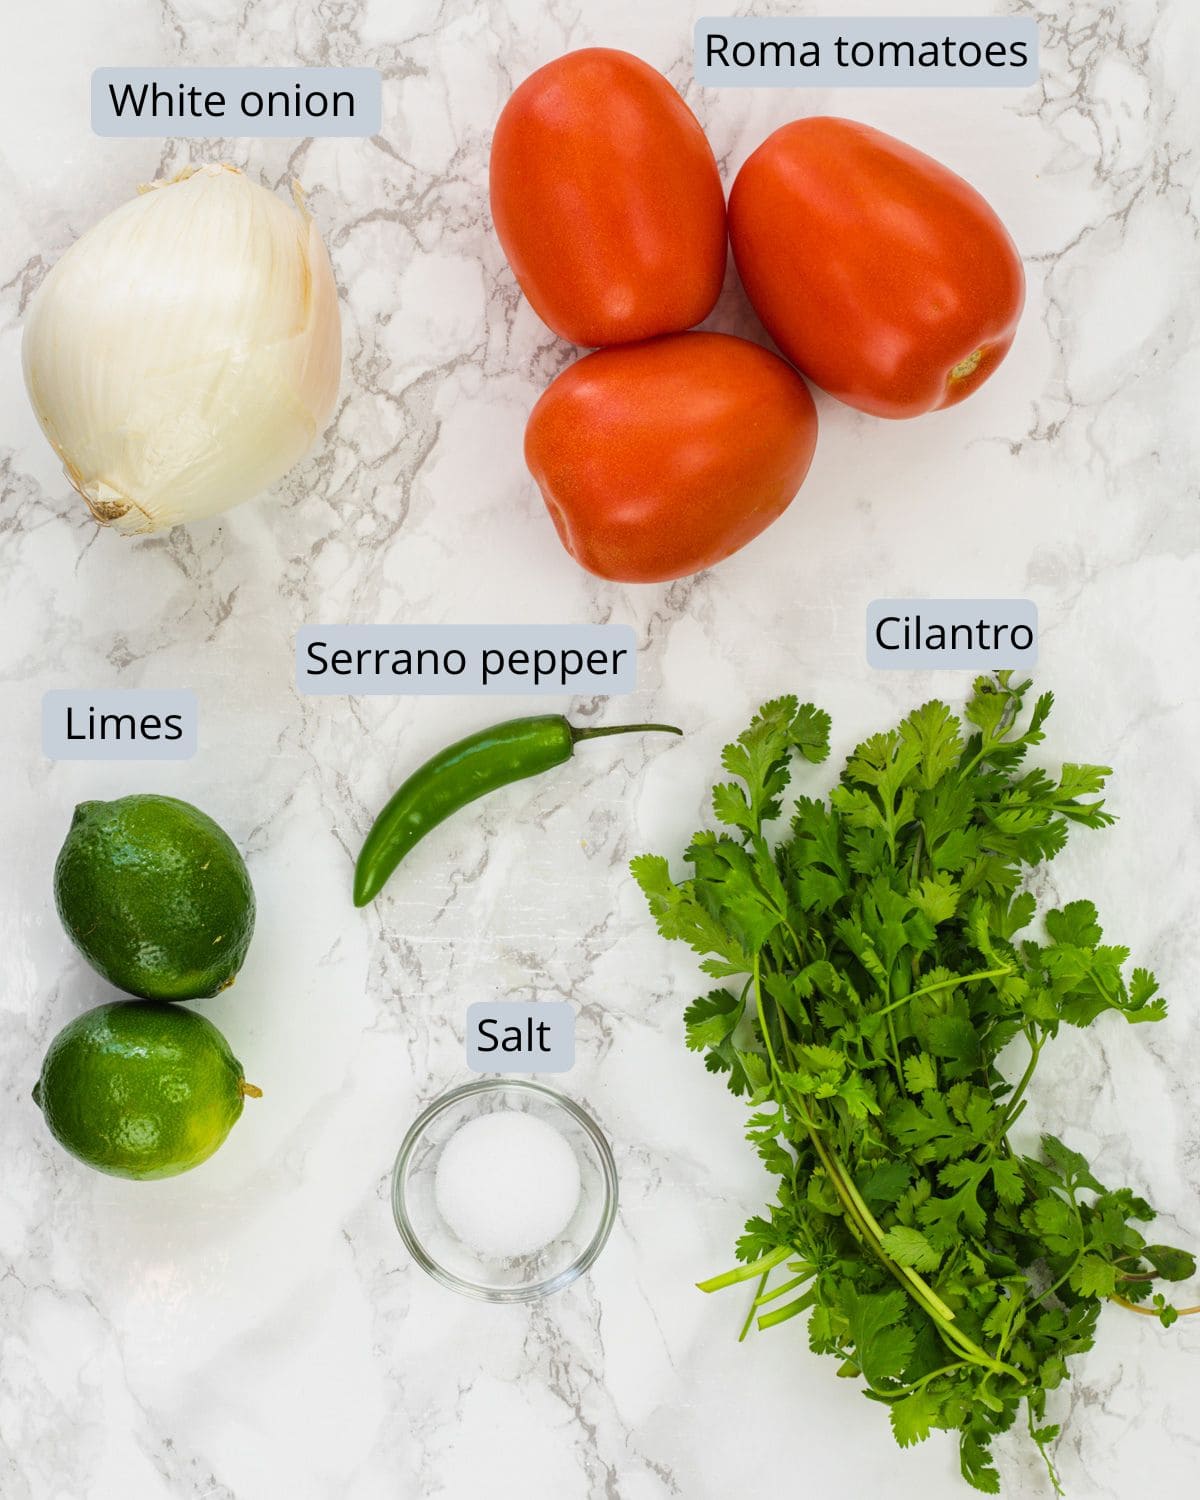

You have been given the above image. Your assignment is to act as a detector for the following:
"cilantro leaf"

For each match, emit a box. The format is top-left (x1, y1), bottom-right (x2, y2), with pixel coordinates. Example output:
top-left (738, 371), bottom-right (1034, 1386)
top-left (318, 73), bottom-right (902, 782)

top-left (1022, 1195), bottom-right (1081, 1256)
top-left (1144, 1244), bottom-right (1197, 1282)
top-left (880, 1225), bottom-right (942, 1272)
top-left (1072, 1255), bottom-right (1119, 1299)
top-left (902, 1051), bottom-right (938, 1094)
top-left (1040, 1134), bottom-right (1104, 1195)
top-left (683, 990), bottom-right (742, 1051)
top-left (911, 872), bottom-right (961, 925)
top-left (890, 1387), bottom-right (940, 1447)
top-left (857, 1159), bottom-right (913, 1206)
top-left (843, 1287), bottom-right (915, 1387)
top-left (900, 699), bottom-right (964, 789)
top-left (960, 1428), bottom-right (1001, 1494)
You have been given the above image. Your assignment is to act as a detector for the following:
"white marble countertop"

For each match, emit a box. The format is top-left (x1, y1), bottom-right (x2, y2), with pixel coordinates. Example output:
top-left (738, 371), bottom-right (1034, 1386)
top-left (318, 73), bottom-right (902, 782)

top-left (2, 1), bottom-right (1198, 1496)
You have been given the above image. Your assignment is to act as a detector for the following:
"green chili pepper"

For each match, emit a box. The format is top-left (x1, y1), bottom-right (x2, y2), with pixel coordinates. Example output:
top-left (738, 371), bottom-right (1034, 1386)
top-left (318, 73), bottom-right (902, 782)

top-left (353, 714), bottom-right (682, 906)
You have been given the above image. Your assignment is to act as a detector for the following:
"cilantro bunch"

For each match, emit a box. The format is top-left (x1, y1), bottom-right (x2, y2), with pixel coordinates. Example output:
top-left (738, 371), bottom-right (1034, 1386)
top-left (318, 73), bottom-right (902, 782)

top-left (633, 675), bottom-right (1196, 1494)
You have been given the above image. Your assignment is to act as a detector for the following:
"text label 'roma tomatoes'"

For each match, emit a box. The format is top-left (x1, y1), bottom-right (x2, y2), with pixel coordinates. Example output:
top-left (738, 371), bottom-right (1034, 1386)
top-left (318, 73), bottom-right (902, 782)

top-left (525, 332), bottom-right (818, 584)
top-left (729, 118), bottom-right (1025, 419)
top-left (490, 49), bottom-right (727, 348)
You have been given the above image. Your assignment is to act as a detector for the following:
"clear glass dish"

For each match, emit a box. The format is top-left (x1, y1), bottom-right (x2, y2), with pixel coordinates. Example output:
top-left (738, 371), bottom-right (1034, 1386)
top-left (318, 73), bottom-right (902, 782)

top-left (392, 1077), bottom-right (618, 1302)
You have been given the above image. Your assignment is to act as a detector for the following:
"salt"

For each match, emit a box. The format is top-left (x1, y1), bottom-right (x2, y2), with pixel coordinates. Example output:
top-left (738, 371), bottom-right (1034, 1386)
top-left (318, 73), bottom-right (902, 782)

top-left (434, 1109), bottom-right (582, 1260)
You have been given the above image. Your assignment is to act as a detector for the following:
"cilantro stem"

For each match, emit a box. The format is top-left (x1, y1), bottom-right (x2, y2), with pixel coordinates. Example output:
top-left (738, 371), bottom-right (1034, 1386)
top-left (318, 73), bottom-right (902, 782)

top-left (754, 1270), bottom-right (815, 1306)
top-left (883, 1361), bottom-right (969, 1398)
top-left (1027, 1400), bottom-right (1065, 1497)
top-left (1110, 1294), bottom-right (1200, 1317)
top-left (751, 959), bottom-right (1023, 1380)
top-left (808, 1126), bottom-right (958, 1326)
top-left (740, 1272), bottom-right (769, 1342)
top-left (753, 956), bottom-right (785, 1079)
top-left (1031, 1248), bottom-right (1083, 1311)
top-left (959, 684), bottom-right (1025, 779)
top-left (996, 1029), bottom-right (1042, 1136)
top-left (883, 983), bottom-right (906, 1090)
top-left (758, 1291), bottom-right (816, 1330)
top-left (909, 826), bottom-right (925, 883)
top-left (696, 1245), bottom-right (792, 1294)
top-left (872, 965), bottom-right (1014, 1023)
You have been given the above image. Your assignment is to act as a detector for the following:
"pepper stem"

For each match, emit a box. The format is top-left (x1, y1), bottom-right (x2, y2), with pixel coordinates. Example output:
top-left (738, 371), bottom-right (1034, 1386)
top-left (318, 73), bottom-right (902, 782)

top-left (570, 722), bottom-right (682, 742)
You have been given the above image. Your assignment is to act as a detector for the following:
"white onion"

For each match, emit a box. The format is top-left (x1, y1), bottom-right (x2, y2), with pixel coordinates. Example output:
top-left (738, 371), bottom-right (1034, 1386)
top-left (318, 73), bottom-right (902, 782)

top-left (22, 164), bottom-right (341, 535)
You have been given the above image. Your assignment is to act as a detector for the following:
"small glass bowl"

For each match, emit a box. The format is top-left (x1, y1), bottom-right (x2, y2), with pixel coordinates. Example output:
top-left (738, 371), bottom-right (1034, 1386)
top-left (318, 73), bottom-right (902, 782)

top-left (392, 1078), bottom-right (618, 1302)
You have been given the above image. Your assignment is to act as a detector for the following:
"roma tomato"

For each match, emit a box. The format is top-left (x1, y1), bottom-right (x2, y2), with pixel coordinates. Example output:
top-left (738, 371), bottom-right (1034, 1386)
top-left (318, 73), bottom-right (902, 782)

top-left (524, 332), bottom-right (818, 583)
top-left (729, 118), bottom-right (1025, 418)
top-left (490, 49), bottom-right (727, 347)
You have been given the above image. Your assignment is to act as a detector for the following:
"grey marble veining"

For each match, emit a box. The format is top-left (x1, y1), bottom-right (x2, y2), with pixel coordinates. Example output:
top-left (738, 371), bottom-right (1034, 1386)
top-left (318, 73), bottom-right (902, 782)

top-left (1, 1), bottom-right (1198, 1497)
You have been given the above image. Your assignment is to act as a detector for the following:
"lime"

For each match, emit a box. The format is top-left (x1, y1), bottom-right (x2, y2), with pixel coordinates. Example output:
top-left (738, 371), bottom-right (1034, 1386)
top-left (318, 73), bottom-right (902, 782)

top-left (32, 1000), bottom-right (261, 1179)
top-left (53, 795), bottom-right (255, 1001)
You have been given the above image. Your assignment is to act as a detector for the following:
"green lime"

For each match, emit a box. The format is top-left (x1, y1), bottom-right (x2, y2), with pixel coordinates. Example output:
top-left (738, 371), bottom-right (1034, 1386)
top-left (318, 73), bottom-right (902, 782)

top-left (32, 1000), bottom-right (261, 1180)
top-left (53, 795), bottom-right (255, 1001)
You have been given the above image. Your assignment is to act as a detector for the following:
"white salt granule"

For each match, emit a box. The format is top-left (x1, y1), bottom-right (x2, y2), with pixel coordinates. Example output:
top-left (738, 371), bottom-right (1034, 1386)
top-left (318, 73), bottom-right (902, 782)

top-left (434, 1109), bottom-right (582, 1260)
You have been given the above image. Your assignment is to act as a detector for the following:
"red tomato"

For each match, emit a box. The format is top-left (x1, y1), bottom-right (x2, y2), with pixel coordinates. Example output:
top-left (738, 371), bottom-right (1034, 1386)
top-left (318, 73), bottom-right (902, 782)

top-left (524, 332), bottom-right (818, 583)
top-left (490, 49), bottom-right (727, 347)
top-left (729, 118), bottom-right (1025, 418)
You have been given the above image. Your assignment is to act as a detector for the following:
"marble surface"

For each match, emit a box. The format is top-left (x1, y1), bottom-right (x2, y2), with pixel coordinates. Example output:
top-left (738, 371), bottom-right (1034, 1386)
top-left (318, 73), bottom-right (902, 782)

top-left (2, 0), bottom-right (1198, 1496)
